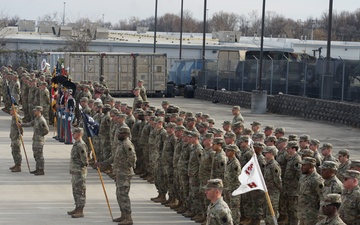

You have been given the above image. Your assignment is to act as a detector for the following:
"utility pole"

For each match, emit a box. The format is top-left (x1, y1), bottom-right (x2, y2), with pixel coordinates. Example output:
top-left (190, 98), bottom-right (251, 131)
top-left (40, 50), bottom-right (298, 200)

top-left (153, 0), bottom-right (158, 53)
top-left (179, 0), bottom-right (184, 59)
top-left (322, 0), bottom-right (333, 99)
top-left (62, 2), bottom-right (66, 25)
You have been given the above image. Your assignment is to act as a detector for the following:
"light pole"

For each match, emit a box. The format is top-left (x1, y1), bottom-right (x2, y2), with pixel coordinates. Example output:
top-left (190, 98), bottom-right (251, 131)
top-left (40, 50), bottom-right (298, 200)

top-left (62, 2), bottom-right (66, 25)
top-left (179, 0), bottom-right (184, 59)
top-left (153, 0), bottom-right (158, 53)
top-left (202, 0), bottom-right (207, 62)
top-left (102, 14), bottom-right (105, 27)
top-left (258, 0), bottom-right (266, 90)
top-left (322, 0), bottom-right (333, 99)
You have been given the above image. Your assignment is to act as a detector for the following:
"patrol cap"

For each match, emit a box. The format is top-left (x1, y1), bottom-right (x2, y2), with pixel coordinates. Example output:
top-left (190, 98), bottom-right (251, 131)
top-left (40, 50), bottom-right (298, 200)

top-left (264, 125), bottom-right (274, 131)
top-left (72, 127), bottom-right (84, 134)
top-left (286, 141), bottom-right (299, 148)
top-left (115, 100), bottom-right (121, 104)
top-left (224, 132), bottom-right (236, 139)
top-left (202, 113), bottom-right (210, 119)
top-left (274, 127), bottom-right (285, 134)
top-left (251, 121), bottom-right (261, 126)
top-left (252, 132), bottom-right (265, 140)
top-left (142, 101), bottom-right (150, 105)
top-left (299, 134), bottom-right (310, 142)
top-left (222, 120), bottom-right (231, 126)
top-left (320, 161), bottom-right (338, 171)
top-left (301, 157), bottom-right (317, 166)
top-left (277, 137), bottom-right (288, 143)
top-left (188, 131), bottom-right (200, 138)
top-left (103, 104), bottom-right (111, 110)
top-left (301, 149), bottom-right (314, 157)
top-left (212, 137), bottom-right (224, 145)
top-left (33, 106), bottom-right (43, 112)
top-left (161, 100), bottom-right (169, 105)
top-left (203, 133), bottom-right (214, 139)
top-left (150, 106), bottom-right (156, 111)
top-left (239, 135), bottom-right (249, 143)
top-left (171, 113), bottom-right (179, 118)
top-left (146, 110), bottom-right (154, 116)
top-left (263, 146), bottom-right (278, 155)
top-left (225, 144), bottom-right (240, 152)
top-left (179, 110), bottom-right (186, 116)
top-left (321, 143), bottom-right (333, 150)
top-left (175, 125), bottom-right (186, 131)
top-left (187, 117), bottom-right (196, 122)
top-left (121, 102), bottom-right (128, 106)
top-left (198, 122), bottom-right (209, 128)
top-left (155, 117), bottom-right (164, 123)
top-left (118, 127), bottom-right (131, 134)
top-left (322, 193), bottom-right (342, 206)
top-left (80, 97), bottom-right (89, 102)
top-left (207, 118), bottom-right (215, 124)
top-left (232, 121), bottom-right (244, 128)
top-left (136, 99), bottom-right (143, 104)
top-left (343, 170), bottom-right (360, 180)
top-left (116, 113), bottom-right (127, 119)
top-left (203, 179), bottom-right (223, 190)
top-left (138, 79), bottom-right (144, 83)
top-left (212, 128), bottom-right (224, 135)
top-left (242, 128), bottom-right (253, 136)
top-left (310, 139), bottom-right (321, 146)
top-left (265, 136), bottom-right (277, 143)
top-left (338, 149), bottom-right (350, 156)
top-left (253, 141), bottom-right (266, 149)
top-left (166, 122), bottom-right (176, 129)
top-left (134, 87), bottom-right (140, 91)
top-left (185, 112), bottom-right (193, 117)
top-left (288, 134), bottom-right (298, 141)
top-left (176, 117), bottom-right (184, 123)
top-left (232, 105), bottom-right (240, 110)
top-left (110, 108), bottom-right (119, 114)
top-left (195, 112), bottom-right (202, 118)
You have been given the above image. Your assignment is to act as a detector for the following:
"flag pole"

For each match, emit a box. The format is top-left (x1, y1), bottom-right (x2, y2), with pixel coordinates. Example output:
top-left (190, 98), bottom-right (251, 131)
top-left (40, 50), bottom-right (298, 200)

top-left (250, 141), bottom-right (278, 225)
top-left (81, 110), bottom-right (113, 220)
top-left (7, 81), bottom-right (31, 172)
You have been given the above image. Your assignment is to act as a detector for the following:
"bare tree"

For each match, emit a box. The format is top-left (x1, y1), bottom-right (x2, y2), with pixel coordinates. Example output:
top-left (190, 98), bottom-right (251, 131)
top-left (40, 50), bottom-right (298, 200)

top-left (209, 11), bottom-right (238, 31)
top-left (65, 18), bottom-right (99, 52)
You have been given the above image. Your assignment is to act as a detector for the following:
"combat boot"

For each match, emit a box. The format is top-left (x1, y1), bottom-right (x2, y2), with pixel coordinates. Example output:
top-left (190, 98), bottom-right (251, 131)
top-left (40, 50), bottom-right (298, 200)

top-left (118, 212), bottom-right (133, 225)
top-left (153, 193), bottom-right (166, 203)
top-left (170, 200), bottom-right (182, 209)
top-left (9, 165), bottom-right (16, 170)
top-left (143, 173), bottom-right (151, 180)
top-left (11, 164), bottom-right (21, 172)
top-left (30, 169), bottom-right (38, 174)
top-left (191, 212), bottom-right (203, 221)
top-left (277, 215), bottom-right (288, 224)
top-left (183, 210), bottom-right (196, 218)
top-left (71, 207), bottom-right (84, 218)
top-left (139, 172), bottom-right (148, 178)
top-left (176, 206), bottom-right (187, 214)
top-left (150, 193), bottom-right (161, 201)
top-left (113, 213), bottom-right (124, 222)
top-left (34, 170), bottom-right (45, 176)
top-left (195, 215), bottom-right (206, 223)
top-left (165, 198), bottom-right (177, 207)
top-left (67, 207), bottom-right (78, 215)
top-left (161, 196), bottom-right (173, 205)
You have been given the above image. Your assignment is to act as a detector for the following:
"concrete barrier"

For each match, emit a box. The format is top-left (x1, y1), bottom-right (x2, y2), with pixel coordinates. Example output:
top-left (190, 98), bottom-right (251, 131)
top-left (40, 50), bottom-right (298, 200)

top-left (194, 88), bottom-right (360, 128)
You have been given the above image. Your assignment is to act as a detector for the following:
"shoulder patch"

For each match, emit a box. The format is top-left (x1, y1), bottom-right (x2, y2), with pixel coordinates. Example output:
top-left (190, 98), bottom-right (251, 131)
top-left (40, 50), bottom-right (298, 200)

top-left (222, 217), bottom-right (228, 223)
top-left (220, 162), bottom-right (224, 167)
top-left (319, 184), bottom-right (323, 189)
top-left (198, 154), bottom-right (201, 158)
top-left (81, 150), bottom-right (84, 153)
top-left (275, 169), bottom-right (279, 173)
top-left (129, 148), bottom-right (132, 151)
top-left (234, 167), bottom-right (238, 171)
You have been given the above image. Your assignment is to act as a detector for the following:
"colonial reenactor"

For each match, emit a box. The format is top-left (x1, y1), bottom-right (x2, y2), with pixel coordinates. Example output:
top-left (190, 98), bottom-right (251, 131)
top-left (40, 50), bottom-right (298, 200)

top-left (204, 179), bottom-right (233, 225)
top-left (112, 127), bottom-right (136, 225)
top-left (67, 127), bottom-right (88, 218)
top-left (18, 106), bottom-right (49, 175)
top-left (64, 89), bottom-right (76, 144)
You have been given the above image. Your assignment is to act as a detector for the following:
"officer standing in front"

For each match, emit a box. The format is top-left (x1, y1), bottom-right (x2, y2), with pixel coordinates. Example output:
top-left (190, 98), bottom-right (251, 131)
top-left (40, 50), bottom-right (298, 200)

top-left (67, 127), bottom-right (88, 218)
top-left (18, 106), bottom-right (49, 175)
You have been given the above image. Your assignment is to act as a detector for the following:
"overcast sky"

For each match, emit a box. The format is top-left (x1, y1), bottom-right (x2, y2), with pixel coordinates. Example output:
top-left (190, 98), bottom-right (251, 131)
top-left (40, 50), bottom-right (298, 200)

top-left (1, 0), bottom-right (359, 24)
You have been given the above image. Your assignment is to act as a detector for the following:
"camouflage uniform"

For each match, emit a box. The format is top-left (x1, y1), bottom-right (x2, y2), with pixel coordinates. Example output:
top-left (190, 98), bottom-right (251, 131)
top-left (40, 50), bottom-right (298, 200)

top-left (263, 157), bottom-right (282, 225)
top-left (161, 129), bottom-right (176, 198)
top-left (298, 160), bottom-right (324, 225)
top-left (154, 127), bottom-right (168, 195)
top-left (250, 151), bottom-right (266, 221)
top-left (199, 145), bottom-right (215, 216)
top-left (139, 85), bottom-right (147, 101)
top-left (11, 78), bottom-right (20, 104)
top-left (39, 87), bottom-right (50, 124)
top-left (188, 141), bottom-right (203, 215)
top-left (22, 112), bottom-right (49, 172)
top-left (337, 160), bottom-right (351, 182)
top-left (172, 132), bottom-right (184, 202)
top-left (99, 112), bottom-right (111, 161)
top-left (139, 121), bottom-right (152, 174)
top-left (283, 152), bottom-right (302, 225)
top-left (10, 112), bottom-right (22, 166)
top-left (239, 146), bottom-right (254, 220)
top-left (92, 110), bottom-right (104, 161)
top-left (113, 135), bottom-right (136, 215)
top-left (178, 140), bottom-right (192, 210)
top-left (316, 194), bottom-right (346, 225)
top-left (223, 155), bottom-right (241, 224)
top-left (323, 175), bottom-right (343, 196)
top-left (339, 170), bottom-right (360, 225)
top-left (69, 136), bottom-right (88, 209)
top-left (276, 147), bottom-right (288, 219)
top-left (148, 128), bottom-right (157, 177)
top-left (211, 150), bottom-right (227, 180)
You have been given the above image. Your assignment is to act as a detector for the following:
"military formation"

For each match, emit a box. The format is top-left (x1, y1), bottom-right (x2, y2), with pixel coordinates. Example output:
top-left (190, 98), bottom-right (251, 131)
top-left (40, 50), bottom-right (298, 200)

top-left (2, 64), bottom-right (360, 225)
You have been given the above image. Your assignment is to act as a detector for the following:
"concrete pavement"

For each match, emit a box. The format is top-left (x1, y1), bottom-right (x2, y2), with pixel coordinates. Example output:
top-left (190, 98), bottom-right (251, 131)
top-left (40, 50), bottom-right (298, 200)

top-left (0, 96), bottom-right (359, 225)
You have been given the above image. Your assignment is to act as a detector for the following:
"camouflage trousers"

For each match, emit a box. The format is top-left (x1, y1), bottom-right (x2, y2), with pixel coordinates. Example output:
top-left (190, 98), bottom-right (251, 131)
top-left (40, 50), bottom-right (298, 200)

top-left (148, 145), bottom-right (158, 175)
top-left (224, 189), bottom-right (241, 224)
top-left (264, 191), bottom-right (280, 225)
top-left (116, 174), bottom-right (132, 213)
top-left (173, 170), bottom-right (181, 200)
top-left (11, 139), bottom-right (22, 165)
top-left (179, 171), bottom-right (190, 208)
top-left (140, 143), bottom-right (149, 173)
top-left (155, 159), bottom-right (168, 194)
top-left (189, 176), bottom-right (202, 214)
top-left (240, 192), bottom-right (252, 218)
top-left (102, 140), bottom-right (112, 162)
top-left (282, 193), bottom-right (298, 225)
top-left (32, 142), bottom-right (44, 170)
top-left (200, 178), bottom-right (210, 216)
top-left (93, 136), bottom-right (103, 162)
top-left (299, 210), bottom-right (319, 225)
top-left (42, 105), bottom-right (50, 125)
top-left (250, 190), bottom-right (265, 220)
top-left (72, 171), bottom-right (86, 208)
top-left (164, 165), bottom-right (175, 198)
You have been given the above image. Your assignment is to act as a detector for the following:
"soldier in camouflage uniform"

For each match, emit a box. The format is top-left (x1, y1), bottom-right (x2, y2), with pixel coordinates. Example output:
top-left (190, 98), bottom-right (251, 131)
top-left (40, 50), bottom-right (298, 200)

top-left (19, 106), bottom-right (49, 176)
top-left (298, 134), bottom-right (310, 155)
top-left (211, 137), bottom-right (227, 180)
top-left (309, 139), bottom-right (323, 172)
top-left (298, 157), bottom-right (324, 225)
top-left (223, 144), bottom-right (241, 225)
top-left (92, 104), bottom-right (104, 162)
top-left (204, 179), bottom-right (233, 225)
top-left (316, 194), bottom-right (346, 225)
top-left (231, 105), bottom-right (244, 125)
top-left (112, 127), bottom-right (136, 225)
top-left (132, 88), bottom-right (142, 109)
top-left (99, 104), bottom-right (112, 162)
top-left (321, 143), bottom-right (339, 164)
top-left (9, 106), bottom-right (22, 172)
top-left (147, 117), bottom-right (158, 183)
top-left (125, 106), bottom-right (135, 129)
top-left (263, 146), bottom-right (282, 225)
top-left (197, 133), bottom-right (214, 223)
top-left (186, 131), bottom-right (203, 219)
top-left (281, 141), bottom-right (302, 225)
top-left (11, 75), bottom-right (21, 105)
top-left (39, 82), bottom-right (50, 124)
top-left (320, 161), bottom-right (343, 196)
top-left (275, 137), bottom-right (288, 223)
top-left (339, 170), bottom-right (360, 225)
top-left (137, 80), bottom-right (147, 101)
top-left (79, 97), bottom-right (92, 158)
top-left (67, 127), bottom-right (88, 218)
top-left (336, 149), bottom-right (351, 182)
